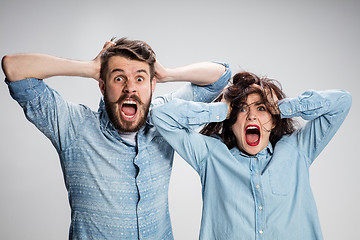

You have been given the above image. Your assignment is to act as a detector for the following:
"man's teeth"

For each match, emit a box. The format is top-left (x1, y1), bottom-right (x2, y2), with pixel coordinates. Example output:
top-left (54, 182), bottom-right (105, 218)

top-left (124, 100), bottom-right (136, 105)
top-left (123, 113), bottom-right (136, 118)
top-left (122, 100), bottom-right (137, 118)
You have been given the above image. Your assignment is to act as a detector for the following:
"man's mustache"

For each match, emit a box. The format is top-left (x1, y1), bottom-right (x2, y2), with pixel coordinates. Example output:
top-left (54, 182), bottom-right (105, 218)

top-left (110, 94), bottom-right (143, 105)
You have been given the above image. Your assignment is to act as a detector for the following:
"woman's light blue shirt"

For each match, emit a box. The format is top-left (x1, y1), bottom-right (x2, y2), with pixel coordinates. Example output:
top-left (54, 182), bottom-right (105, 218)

top-left (151, 89), bottom-right (352, 240)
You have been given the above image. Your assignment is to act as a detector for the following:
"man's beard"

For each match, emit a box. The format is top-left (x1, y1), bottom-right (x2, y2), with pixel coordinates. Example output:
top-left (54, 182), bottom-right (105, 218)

top-left (104, 91), bottom-right (151, 133)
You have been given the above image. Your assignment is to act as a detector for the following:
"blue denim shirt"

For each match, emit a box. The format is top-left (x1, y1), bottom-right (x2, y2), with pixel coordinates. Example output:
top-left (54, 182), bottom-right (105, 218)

top-left (6, 63), bottom-right (230, 240)
top-left (151, 90), bottom-right (352, 240)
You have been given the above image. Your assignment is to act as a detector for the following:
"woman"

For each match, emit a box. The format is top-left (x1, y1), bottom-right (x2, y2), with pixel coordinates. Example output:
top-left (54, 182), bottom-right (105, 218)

top-left (151, 72), bottom-right (352, 240)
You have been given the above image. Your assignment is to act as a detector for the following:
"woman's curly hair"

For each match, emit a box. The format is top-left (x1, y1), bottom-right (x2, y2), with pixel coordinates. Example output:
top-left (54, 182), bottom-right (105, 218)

top-left (200, 72), bottom-right (296, 149)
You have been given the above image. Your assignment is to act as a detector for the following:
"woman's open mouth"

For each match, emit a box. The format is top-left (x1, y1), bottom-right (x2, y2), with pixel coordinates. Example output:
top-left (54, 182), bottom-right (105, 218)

top-left (120, 99), bottom-right (138, 120)
top-left (245, 125), bottom-right (260, 146)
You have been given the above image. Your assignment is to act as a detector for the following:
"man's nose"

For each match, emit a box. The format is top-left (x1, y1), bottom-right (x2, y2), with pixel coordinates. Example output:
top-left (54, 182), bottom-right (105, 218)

top-left (123, 80), bottom-right (136, 93)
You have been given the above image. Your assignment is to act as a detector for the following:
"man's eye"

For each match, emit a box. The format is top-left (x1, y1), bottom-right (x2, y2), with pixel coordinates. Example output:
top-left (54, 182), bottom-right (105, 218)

top-left (137, 77), bottom-right (144, 82)
top-left (239, 108), bottom-right (247, 112)
top-left (115, 76), bottom-right (123, 82)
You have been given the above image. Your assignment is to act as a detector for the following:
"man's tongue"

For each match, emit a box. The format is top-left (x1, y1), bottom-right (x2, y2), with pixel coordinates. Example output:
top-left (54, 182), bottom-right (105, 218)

top-left (122, 104), bottom-right (136, 116)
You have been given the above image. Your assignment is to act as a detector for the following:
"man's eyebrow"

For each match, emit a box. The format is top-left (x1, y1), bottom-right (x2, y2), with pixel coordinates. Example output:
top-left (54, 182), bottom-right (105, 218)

top-left (110, 69), bottom-right (149, 75)
top-left (111, 68), bottom-right (125, 74)
top-left (136, 69), bottom-right (149, 75)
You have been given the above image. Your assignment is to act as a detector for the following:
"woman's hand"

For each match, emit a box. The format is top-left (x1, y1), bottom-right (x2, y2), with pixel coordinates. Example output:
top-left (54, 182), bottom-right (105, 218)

top-left (221, 88), bottom-right (231, 119)
top-left (250, 83), bottom-right (280, 115)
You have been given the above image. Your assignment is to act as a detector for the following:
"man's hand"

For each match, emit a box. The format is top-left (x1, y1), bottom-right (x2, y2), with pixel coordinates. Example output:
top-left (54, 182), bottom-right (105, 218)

top-left (91, 40), bottom-right (115, 81)
top-left (153, 61), bottom-right (169, 83)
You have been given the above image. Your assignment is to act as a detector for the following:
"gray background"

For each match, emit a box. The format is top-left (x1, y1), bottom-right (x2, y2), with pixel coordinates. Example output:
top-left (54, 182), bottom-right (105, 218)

top-left (0, 0), bottom-right (358, 239)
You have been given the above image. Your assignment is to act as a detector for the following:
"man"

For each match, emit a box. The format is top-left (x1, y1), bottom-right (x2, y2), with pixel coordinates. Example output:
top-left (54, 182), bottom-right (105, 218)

top-left (2, 38), bottom-right (231, 239)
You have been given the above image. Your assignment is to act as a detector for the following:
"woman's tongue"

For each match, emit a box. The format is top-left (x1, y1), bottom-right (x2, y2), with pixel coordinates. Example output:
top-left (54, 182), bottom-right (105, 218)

top-left (122, 104), bottom-right (136, 117)
top-left (246, 133), bottom-right (259, 145)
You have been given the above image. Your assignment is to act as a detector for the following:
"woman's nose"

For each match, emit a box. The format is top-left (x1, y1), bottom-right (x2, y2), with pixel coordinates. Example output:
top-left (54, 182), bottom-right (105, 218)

top-left (247, 109), bottom-right (257, 121)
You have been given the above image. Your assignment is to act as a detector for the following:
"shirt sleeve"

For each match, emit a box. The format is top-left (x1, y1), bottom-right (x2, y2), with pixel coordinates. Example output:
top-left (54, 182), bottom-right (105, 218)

top-left (151, 99), bottom-right (228, 172)
top-left (278, 89), bottom-right (352, 165)
top-left (150, 62), bottom-right (231, 109)
top-left (6, 78), bottom-right (88, 152)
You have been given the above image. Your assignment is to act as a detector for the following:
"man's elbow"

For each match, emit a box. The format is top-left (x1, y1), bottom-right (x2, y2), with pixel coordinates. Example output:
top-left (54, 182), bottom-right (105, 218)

top-left (2, 55), bottom-right (13, 81)
top-left (2, 54), bottom-right (20, 82)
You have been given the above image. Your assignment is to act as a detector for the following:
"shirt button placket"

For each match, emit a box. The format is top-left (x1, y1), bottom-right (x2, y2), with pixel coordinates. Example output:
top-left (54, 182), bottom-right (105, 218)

top-left (252, 156), bottom-right (265, 239)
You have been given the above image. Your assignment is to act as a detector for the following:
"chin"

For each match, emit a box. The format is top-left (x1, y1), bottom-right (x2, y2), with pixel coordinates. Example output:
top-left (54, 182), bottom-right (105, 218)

top-left (119, 120), bottom-right (144, 132)
top-left (245, 149), bottom-right (259, 156)
top-left (241, 143), bottom-right (264, 156)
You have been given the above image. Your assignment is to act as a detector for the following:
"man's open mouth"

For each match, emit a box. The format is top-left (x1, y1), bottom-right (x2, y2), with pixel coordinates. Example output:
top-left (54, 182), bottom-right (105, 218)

top-left (120, 99), bottom-right (138, 120)
top-left (245, 125), bottom-right (260, 146)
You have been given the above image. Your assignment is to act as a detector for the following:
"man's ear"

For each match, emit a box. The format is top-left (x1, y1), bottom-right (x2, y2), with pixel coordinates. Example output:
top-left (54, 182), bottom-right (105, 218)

top-left (99, 78), bottom-right (105, 96)
top-left (151, 77), bottom-right (156, 93)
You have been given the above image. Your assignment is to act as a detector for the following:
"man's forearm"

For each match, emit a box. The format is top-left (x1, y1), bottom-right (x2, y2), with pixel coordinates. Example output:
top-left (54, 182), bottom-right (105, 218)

top-left (2, 53), bottom-right (97, 82)
top-left (161, 62), bottom-right (226, 86)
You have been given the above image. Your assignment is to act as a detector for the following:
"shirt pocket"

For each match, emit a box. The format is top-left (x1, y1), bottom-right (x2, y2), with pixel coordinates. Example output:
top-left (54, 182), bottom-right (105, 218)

top-left (268, 160), bottom-right (291, 196)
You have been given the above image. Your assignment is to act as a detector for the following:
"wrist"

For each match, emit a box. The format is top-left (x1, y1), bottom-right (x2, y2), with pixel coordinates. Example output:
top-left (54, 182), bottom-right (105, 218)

top-left (160, 68), bottom-right (175, 83)
top-left (85, 60), bottom-right (100, 80)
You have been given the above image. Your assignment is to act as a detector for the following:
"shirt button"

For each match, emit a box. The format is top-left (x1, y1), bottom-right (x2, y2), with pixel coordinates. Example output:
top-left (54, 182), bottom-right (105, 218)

top-left (259, 230), bottom-right (264, 234)
top-left (256, 184), bottom-right (260, 189)
top-left (216, 115), bottom-right (220, 120)
top-left (259, 206), bottom-right (263, 210)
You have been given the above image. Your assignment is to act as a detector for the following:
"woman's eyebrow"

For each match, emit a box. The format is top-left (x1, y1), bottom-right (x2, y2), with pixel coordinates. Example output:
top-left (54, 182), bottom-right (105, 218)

top-left (247, 101), bottom-right (264, 107)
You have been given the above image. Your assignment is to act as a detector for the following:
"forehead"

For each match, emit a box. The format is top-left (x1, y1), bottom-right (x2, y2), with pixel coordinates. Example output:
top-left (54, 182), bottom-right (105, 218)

top-left (244, 93), bottom-right (263, 105)
top-left (107, 56), bottom-right (150, 75)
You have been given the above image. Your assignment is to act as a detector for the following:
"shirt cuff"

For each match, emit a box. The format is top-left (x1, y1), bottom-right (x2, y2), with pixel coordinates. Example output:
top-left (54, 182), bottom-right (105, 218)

top-left (189, 62), bottom-right (231, 103)
top-left (6, 78), bottom-right (46, 103)
top-left (186, 102), bottom-right (228, 125)
top-left (278, 90), bottom-right (327, 118)
top-left (208, 102), bottom-right (228, 122)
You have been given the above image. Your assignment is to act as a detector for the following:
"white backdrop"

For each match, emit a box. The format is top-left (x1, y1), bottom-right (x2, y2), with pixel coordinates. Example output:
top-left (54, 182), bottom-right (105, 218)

top-left (0, 0), bottom-right (359, 239)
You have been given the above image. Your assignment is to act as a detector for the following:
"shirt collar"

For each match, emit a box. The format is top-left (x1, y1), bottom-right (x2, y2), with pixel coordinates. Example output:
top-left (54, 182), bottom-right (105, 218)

top-left (230, 142), bottom-right (273, 158)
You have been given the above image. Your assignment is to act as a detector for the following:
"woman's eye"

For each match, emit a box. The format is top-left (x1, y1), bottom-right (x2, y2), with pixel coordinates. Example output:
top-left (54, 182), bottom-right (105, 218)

top-left (137, 77), bottom-right (144, 82)
top-left (239, 108), bottom-right (247, 112)
top-left (258, 106), bottom-right (266, 111)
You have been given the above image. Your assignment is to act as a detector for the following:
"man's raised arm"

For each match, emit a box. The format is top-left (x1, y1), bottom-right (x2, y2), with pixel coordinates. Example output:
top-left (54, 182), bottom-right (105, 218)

top-left (155, 61), bottom-right (227, 86)
top-left (2, 41), bottom-right (114, 82)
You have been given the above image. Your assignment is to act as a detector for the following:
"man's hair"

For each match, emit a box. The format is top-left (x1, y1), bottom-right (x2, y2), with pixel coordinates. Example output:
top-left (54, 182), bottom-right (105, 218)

top-left (200, 72), bottom-right (296, 149)
top-left (100, 37), bottom-right (156, 82)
